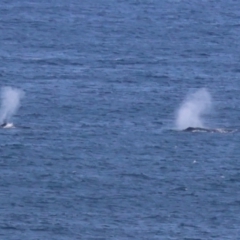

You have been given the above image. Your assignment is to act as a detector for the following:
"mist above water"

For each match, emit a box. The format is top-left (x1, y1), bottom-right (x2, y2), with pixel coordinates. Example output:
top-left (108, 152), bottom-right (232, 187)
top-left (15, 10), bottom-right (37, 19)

top-left (0, 87), bottom-right (24, 124)
top-left (176, 88), bottom-right (212, 130)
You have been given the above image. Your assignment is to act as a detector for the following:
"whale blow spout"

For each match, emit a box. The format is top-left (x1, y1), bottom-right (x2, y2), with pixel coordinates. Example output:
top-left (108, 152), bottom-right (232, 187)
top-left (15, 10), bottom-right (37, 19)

top-left (176, 89), bottom-right (212, 130)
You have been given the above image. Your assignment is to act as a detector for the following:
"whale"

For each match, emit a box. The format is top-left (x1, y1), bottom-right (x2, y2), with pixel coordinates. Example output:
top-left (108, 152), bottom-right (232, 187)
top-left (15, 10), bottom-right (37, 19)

top-left (183, 127), bottom-right (235, 133)
top-left (0, 121), bottom-right (14, 128)
top-left (183, 127), bottom-right (215, 132)
top-left (1, 122), bottom-right (7, 127)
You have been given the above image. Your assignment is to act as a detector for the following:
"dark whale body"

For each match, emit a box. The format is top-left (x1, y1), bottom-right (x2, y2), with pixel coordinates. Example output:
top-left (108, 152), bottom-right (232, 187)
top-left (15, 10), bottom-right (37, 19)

top-left (1, 122), bottom-right (7, 127)
top-left (0, 120), bottom-right (14, 128)
top-left (183, 127), bottom-right (214, 132)
top-left (183, 127), bottom-right (235, 133)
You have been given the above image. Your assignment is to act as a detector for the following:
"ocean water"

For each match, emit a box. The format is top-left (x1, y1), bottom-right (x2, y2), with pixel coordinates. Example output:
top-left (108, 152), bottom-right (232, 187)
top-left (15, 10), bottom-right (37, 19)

top-left (1, 0), bottom-right (240, 239)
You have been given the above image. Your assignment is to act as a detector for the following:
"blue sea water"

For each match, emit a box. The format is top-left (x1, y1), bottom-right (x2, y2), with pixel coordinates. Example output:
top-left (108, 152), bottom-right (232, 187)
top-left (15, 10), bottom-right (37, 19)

top-left (1, 0), bottom-right (240, 239)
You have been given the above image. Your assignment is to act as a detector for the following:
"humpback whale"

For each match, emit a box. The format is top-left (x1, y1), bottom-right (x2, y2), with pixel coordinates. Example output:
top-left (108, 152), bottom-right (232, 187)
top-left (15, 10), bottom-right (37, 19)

top-left (183, 127), bottom-right (215, 132)
top-left (0, 121), bottom-right (14, 128)
top-left (183, 127), bottom-right (235, 133)
top-left (1, 121), bottom-right (7, 127)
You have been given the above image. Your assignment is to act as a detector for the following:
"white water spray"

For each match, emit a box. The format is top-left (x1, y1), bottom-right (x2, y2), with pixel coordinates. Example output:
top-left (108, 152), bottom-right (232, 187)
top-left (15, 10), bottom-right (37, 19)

top-left (0, 87), bottom-right (24, 124)
top-left (175, 88), bottom-right (212, 130)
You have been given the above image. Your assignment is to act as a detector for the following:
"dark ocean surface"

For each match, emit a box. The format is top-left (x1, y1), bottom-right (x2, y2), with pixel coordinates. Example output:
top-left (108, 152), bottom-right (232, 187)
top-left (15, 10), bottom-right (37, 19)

top-left (1, 0), bottom-right (240, 239)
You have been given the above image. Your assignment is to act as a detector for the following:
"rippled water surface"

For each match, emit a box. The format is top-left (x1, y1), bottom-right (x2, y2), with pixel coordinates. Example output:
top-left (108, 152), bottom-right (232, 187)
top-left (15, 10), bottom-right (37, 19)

top-left (1, 0), bottom-right (240, 239)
